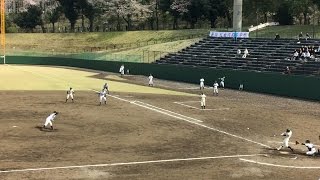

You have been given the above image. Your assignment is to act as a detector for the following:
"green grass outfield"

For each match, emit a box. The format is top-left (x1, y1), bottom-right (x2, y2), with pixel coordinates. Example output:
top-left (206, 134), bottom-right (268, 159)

top-left (0, 65), bottom-right (194, 96)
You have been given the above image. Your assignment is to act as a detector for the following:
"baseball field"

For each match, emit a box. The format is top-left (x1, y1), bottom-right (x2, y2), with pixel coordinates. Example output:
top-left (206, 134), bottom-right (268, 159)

top-left (0, 64), bottom-right (320, 180)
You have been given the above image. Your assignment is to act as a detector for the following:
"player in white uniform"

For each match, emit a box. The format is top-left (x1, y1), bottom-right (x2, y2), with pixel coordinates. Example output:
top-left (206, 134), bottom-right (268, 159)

top-left (43, 111), bottom-right (58, 130)
top-left (277, 129), bottom-right (294, 151)
top-left (219, 77), bottom-right (225, 89)
top-left (119, 64), bottom-right (125, 77)
top-left (103, 83), bottom-right (110, 94)
top-left (99, 89), bottom-right (107, 105)
top-left (200, 78), bottom-right (205, 90)
top-left (200, 93), bottom-right (206, 109)
top-left (301, 140), bottom-right (317, 156)
top-left (148, 74), bottom-right (154, 86)
top-left (65, 87), bottom-right (75, 103)
top-left (213, 81), bottom-right (219, 96)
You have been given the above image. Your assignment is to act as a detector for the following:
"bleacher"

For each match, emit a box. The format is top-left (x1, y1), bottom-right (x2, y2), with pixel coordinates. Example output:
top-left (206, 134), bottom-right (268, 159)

top-left (155, 37), bottom-right (320, 76)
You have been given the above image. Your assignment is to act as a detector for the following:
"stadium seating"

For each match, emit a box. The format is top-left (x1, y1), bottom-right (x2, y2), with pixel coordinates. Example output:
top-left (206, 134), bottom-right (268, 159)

top-left (155, 37), bottom-right (320, 76)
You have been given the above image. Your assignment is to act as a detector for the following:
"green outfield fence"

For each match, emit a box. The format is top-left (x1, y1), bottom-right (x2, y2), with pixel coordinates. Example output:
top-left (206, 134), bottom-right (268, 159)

top-left (3, 56), bottom-right (320, 101)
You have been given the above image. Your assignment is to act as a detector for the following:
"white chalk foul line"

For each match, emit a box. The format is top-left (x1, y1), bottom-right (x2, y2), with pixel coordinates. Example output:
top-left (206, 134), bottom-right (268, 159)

top-left (174, 102), bottom-right (230, 111)
top-left (239, 158), bottom-right (320, 169)
top-left (134, 101), bottom-right (203, 123)
top-left (101, 93), bottom-right (271, 149)
top-left (0, 154), bottom-right (264, 174)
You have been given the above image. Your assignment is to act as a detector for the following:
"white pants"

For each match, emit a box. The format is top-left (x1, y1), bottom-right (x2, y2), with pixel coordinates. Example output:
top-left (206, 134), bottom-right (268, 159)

top-left (100, 96), bottom-right (107, 102)
top-left (213, 88), bottom-right (218, 94)
top-left (201, 100), bottom-right (205, 107)
top-left (149, 80), bottom-right (153, 85)
top-left (44, 118), bottom-right (53, 127)
top-left (306, 148), bottom-right (317, 156)
top-left (220, 82), bottom-right (224, 88)
top-left (200, 82), bottom-right (204, 88)
top-left (66, 94), bottom-right (74, 100)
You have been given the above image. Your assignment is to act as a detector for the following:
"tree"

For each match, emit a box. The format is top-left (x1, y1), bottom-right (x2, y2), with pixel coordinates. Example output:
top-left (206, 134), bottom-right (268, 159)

top-left (57, 0), bottom-right (80, 32)
top-left (102, 0), bottom-right (151, 31)
top-left (202, 0), bottom-right (228, 28)
top-left (45, 6), bottom-right (62, 32)
top-left (275, 1), bottom-right (293, 25)
top-left (291, 0), bottom-right (314, 25)
top-left (14, 5), bottom-right (43, 32)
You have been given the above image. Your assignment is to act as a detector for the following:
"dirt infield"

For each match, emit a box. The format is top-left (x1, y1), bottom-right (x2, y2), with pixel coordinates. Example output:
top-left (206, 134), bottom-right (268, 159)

top-left (1, 67), bottom-right (320, 179)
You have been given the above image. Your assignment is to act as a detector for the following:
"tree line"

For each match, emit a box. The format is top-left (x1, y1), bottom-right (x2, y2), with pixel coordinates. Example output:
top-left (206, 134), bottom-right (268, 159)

top-left (5, 0), bottom-right (320, 33)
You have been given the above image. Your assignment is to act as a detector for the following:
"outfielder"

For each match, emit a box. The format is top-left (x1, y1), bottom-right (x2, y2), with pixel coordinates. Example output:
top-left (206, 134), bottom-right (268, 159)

top-left (219, 77), bottom-right (225, 89)
top-left (200, 93), bottom-right (206, 109)
top-left (43, 111), bottom-right (58, 130)
top-left (65, 87), bottom-right (75, 103)
top-left (213, 81), bottom-right (219, 96)
top-left (277, 129), bottom-right (294, 152)
top-left (148, 74), bottom-right (154, 86)
top-left (200, 78), bottom-right (205, 90)
top-left (119, 64), bottom-right (125, 77)
top-left (99, 89), bottom-right (107, 105)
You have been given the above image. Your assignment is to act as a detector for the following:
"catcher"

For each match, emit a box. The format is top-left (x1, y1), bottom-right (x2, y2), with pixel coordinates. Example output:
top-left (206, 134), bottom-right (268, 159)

top-left (296, 140), bottom-right (319, 156)
top-left (277, 129), bottom-right (294, 152)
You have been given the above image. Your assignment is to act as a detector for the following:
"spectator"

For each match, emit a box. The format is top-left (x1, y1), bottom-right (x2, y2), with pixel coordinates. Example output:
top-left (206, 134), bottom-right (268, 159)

top-left (242, 48), bottom-right (249, 58)
top-left (298, 32), bottom-right (303, 40)
top-left (275, 33), bottom-right (280, 40)
top-left (236, 49), bottom-right (241, 57)
top-left (285, 66), bottom-right (291, 75)
top-left (292, 50), bottom-right (299, 61)
top-left (306, 33), bottom-right (311, 40)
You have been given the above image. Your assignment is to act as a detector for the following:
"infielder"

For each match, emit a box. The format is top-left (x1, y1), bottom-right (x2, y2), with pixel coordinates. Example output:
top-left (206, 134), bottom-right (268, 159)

top-left (43, 111), bottom-right (58, 130)
top-left (219, 77), bottom-right (225, 89)
top-left (148, 74), bottom-right (154, 86)
top-left (119, 64), bottom-right (125, 77)
top-left (103, 83), bottom-right (110, 94)
top-left (200, 78), bottom-right (205, 90)
top-left (200, 93), bottom-right (206, 109)
top-left (213, 81), bottom-right (219, 96)
top-left (99, 89), bottom-right (107, 105)
top-left (65, 87), bottom-right (75, 103)
top-left (277, 129), bottom-right (294, 152)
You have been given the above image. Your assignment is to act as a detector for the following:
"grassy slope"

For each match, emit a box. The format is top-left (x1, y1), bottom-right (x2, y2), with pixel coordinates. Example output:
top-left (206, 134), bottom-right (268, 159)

top-left (254, 25), bottom-right (320, 38)
top-left (6, 29), bottom-right (209, 53)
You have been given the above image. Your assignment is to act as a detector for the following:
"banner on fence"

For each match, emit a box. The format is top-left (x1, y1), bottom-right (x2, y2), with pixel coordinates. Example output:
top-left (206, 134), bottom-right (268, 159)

top-left (209, 31), bottom-right (249, 38)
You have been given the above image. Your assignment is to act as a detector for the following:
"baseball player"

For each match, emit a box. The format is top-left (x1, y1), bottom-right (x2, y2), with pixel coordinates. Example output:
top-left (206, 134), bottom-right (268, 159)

top-left (99, 89), bottom-right (107, 105)
top-left (43, 111), bottom-right (58, 130)
top-left (119, 64), bottom-right (125, 77)
top-left (239, 83), bottom-right (244, 91)
top-left (200, 78), bottom-right (205, 90)
top-left (103, 83), bottom-right (110, 94)
top-left (277, 129), bottom-right (294, 152)
top-left (213, 81), bottom-right (219, 96)
top-left (65, 87), bottom-right (75, 103)
top-left (219, 77), bottom-right (225, 89)
top-left (302, 140), bottom-right (317, 156)
top-left (148, 74), bottom-right (154, 86)
top-left (200, 92), bottom-right (206, 109)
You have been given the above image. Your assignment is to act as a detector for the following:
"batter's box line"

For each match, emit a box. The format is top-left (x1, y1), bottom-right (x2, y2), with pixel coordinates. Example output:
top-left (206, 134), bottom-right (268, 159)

top-left (173, 101), bottom-right (230, 111)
